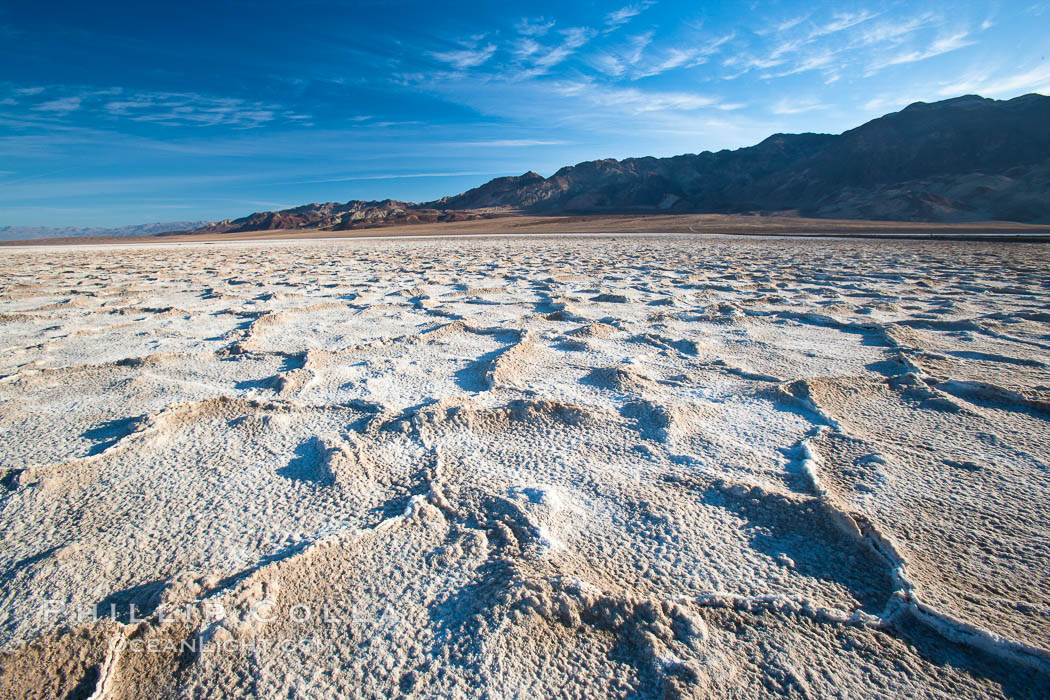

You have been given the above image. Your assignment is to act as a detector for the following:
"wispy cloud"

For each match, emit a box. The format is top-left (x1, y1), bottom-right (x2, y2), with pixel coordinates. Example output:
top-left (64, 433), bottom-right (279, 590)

top-left (587, 31), bottom-right (653, 77)
top-left (430, 44), bottom-right (497, 69)
top-left (810, 10), bottom-right (879, 37)
top-left (700, 32), bottom-right (735, 56)
top-left (367, 120), bottom-right (425, 128)
top-left (723, 54), bottom-right (786, 74)
top-left (771, 97), bottom-right (828, 115)
top-left (766, 50), bottom-right (835, 78)
top-left (867, 31), bottom-right (975, 74)
top-left (455, 139), bottom-right (569, 147)
top-left (625, 31), bottom-right (655, 63)
top-left (604, 2), bottom-right (655, 32)
top-left (516, 17), bottom-right (555, 37)
top-left (936, 63), bottom-right (1050, 98)
top-left (7, 85), bottom-right (309, 129)
top-left (633, 48), bottom-right (705, 79)
top-left (757, 15), bottom-right (808, 36)
top-left (588, 53), bottom-right (627, 77)
top-left (513, 27), bottom-right (596, 78)
top-left (726, 8), bottom-right (966, 84)
top-left (739, 9), bottom-right (879, 79)
top-left (555, 80), bottom-right (725, 113)
top-left (104, 92), bottom-right (289, 128)
top-left (854, 13), bottom-right (939, 46)
top-left (34, 96), bottom-right (81, 114)
top-left (512, 37), bottom-right (541, 60)
top-left (776, 15), bottom-right (809, 33)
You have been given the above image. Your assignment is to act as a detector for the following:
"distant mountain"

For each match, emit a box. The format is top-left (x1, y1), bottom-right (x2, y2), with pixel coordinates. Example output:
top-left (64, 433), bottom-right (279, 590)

top-left (181, 201), bottom-right (499, 236)
top-left (0, 221), bottom-right (211, 241)
top-left (174, 93), bottom-right (1050, 236)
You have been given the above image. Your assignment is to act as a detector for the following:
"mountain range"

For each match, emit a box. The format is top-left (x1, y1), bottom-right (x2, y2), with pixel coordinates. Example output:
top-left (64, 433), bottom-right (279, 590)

top-left (432, 93), bottom-right (1050, 223)
top-left (0, 221), bottom-right (211, 242)
top-left (74, 93), bottom-right (1050, 238)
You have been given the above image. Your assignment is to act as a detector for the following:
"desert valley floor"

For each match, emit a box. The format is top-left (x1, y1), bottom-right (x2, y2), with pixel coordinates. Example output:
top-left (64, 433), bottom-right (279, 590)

top-left (0, 234), bottom-right (1048, 698)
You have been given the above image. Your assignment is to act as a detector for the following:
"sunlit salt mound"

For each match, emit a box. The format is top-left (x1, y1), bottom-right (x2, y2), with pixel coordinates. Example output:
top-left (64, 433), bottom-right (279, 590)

top-left (583, 365), bottom-right (659, 393)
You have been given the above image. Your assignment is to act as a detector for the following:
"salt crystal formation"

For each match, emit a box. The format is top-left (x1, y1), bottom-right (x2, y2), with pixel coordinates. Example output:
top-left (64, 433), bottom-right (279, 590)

top-left (1, 235), bottom-right (1048, 698)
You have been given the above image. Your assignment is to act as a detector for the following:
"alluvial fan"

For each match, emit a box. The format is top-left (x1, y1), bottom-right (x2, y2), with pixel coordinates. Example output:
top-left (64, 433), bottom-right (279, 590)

top-left (1, 235), bottom-right (1048, 699)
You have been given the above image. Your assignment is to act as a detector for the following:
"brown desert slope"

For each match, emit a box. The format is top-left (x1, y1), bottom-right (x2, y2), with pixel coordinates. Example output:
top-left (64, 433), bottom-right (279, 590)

top-left (174, 93), bottom-right (1050, 239)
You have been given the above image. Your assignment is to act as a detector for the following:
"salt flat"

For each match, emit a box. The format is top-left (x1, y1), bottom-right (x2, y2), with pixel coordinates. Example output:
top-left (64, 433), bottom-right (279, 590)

top-left (0, 234), bottom-right (1048, 698)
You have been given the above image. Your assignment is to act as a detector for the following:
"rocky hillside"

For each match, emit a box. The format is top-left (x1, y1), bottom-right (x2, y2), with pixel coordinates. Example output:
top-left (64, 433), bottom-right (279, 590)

top-left (186, 93), bottom-right (1050, 234)
top-left (180, 200), bottom-right (501, 235)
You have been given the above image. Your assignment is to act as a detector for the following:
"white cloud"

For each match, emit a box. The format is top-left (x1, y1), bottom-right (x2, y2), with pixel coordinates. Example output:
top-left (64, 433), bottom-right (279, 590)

top-left (626, 32), bottom-right (654, 63)
top-left (771, 97), bottom-right (828, 115)
top-left (991, 66), bottom-right (1050, 96)
top-left (430, 44), bottom-right (497, 70)
top-left (561, 27), bottom-right (595, 49)
top-left (934, 67), bottom-right (995, 97)
top-left (588, 53), bottom-right (626, 77)
top-left (811, 10), bottom-right (879, 37)
top-left (937, 63), bottom-right (1050, 98)
top-left (854, 13), bottom-right (938, 46)
top-left (605, 2), bottom-right (655, 31)
top-left (368, 121), bottom-right (424, 128)
top-left (455, 139), bottom-right (570, 147)
top-left (33, 96), bottom-right (81, 114)
top-left (701, 32), bottom-right (735, 55)
top-left (730, 9), bottom-right (945, 83)
top-left (867, 31), bottom-right (975, 74)
top-left (3, 86), bottom-right (306, 130)
top-left (769, 50), bottom-right (835, 77)
top-left (528, 46), bottom-right (573, 71)
top-left (725, 54), bottom-right (787, 72)
top-left (589, 31), bottom-right (653, 77)
top-left (516, 17), bottom-right (555, 37)
top-left (633, 48), bottom-right (704, 79)
top-left (512, 27), bottom-right (596, 78)
top-left (555, 81), bottom-right (722, 113)
top-left (773, 15), bottom-right (809, 34)
top-left (98, 91), bottom-right (301, 128)
top-left (512, 37), bottom-right (541, 60)
top-left (769, 36), bottom-right (811, 59)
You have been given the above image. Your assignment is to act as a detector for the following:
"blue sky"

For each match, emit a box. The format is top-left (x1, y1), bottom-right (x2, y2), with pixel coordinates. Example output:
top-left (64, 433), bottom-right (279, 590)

top-left (2, 0), bottom-right (1048, 227)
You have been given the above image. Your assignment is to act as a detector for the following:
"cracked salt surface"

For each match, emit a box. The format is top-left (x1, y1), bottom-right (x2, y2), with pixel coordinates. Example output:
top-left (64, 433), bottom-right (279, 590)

top-left (0, 235), bottom-right (1049, 698)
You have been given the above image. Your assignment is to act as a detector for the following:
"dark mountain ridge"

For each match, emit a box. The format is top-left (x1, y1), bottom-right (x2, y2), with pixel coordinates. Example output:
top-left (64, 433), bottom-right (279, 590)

top-left (185, 93), bottom-right (1050, 235)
